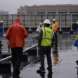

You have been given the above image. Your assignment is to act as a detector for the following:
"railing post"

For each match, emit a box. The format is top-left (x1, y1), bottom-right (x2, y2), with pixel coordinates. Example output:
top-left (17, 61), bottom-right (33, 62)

top-left (58, 14), bottom-right (63, 34)
top-left (60, 14), bottom-right (62, 30)
top-left (70, 13), bottom-right (74, 34)
top-left (70, 14), bottom-right (73, 30)
top-left (29, 14), bottom-right (31, 30)
top-left (35, 14), bottom-right (36, 27)
top-left (28, 14), bottom-right (33, 33)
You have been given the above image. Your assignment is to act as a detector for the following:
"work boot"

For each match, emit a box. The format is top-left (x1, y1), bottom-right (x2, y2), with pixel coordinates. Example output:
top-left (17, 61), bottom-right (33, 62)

top-left (39, 72), bottom-right (45, 78)
top-left (47, 67), bottom-right (52, 70)
top-left (76, 60), bottom-right (78, 65)
top-left (13, 75), bottom-right (20, 78)
top-left (47, 67), bottom-right (53, 73)
top-left (37, 67), bottom-right (45, 73)
top-left (13, 69), bottom-right (20, 78)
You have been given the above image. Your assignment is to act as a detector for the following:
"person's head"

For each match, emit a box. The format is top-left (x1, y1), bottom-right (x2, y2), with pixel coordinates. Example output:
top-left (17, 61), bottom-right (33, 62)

top-left (53, 19), bottom-right (56, 23)
top-left (14, 18), bottom-right (22, 25)
top-left (43, 19), bottom-right (51, 27)
top-left (0, 20), bottom-right (3, 25)
top-left (39, 22), bottom-right (43, 27)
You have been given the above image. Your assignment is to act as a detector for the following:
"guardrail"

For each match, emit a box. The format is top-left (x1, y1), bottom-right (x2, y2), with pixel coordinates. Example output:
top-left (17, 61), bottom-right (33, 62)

top-left (0, 43), bottom-right (38, 63)
top-left (0, 13), bottom-right (78, 30)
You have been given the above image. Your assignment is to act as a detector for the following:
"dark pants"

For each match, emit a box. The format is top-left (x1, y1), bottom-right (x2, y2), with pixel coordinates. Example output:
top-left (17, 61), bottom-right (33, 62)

top-left (53, 31), bottom-right (58, 54)
top-left (0, 41), bottom-right (2, 54)
top-left (39, 46), bottom-right (52, 69)
top-left (11, 47), bottom-right (23, 76)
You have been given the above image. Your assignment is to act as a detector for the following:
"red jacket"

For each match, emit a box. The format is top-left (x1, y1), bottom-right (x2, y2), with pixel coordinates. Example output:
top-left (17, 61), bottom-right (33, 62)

top-left (6, 18), bottom-right (28, 48)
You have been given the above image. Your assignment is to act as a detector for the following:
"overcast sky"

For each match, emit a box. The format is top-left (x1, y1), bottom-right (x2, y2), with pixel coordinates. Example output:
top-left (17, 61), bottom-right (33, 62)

top-left (0, 0), bottom-right (78, 14)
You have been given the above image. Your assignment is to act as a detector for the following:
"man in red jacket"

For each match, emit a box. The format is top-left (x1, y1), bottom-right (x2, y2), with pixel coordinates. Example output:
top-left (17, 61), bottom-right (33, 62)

top-left (6, 18), bottom-right (28, 78)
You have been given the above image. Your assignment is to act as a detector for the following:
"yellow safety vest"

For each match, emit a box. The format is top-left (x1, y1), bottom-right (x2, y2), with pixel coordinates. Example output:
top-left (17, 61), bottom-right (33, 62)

top-left (41, 27), bottom-right (54, 46)
top-left (52, 24), bottom-right (55, 31)
top-left (75, 33), bottom-right (78, 40)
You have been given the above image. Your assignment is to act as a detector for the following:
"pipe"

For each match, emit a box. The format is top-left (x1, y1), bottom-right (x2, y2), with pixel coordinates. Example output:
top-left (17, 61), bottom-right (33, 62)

top-left (0, 43), bottom-right (38, 63)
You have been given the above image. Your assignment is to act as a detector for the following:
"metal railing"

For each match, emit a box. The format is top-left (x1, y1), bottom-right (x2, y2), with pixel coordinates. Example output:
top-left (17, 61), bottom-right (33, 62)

top-left (0, 13), bottom-right (78, 30)
top-left (0, 43), bottom-right (38, 63)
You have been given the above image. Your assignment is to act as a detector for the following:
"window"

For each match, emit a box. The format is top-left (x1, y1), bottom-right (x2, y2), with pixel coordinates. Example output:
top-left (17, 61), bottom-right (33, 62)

top-left (37, 12), bottom-right (45, 14)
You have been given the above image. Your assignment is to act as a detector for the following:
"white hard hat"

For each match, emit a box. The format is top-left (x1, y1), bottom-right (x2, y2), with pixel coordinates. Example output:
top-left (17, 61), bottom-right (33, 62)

top-left (77, 21), bottom-right (78, 24)
top-left (43, 19), bottom-right (51, 24)
top-left (0, 20), bottom-right (3, 23)
top-left (53, 19), bottom-right (56, 21)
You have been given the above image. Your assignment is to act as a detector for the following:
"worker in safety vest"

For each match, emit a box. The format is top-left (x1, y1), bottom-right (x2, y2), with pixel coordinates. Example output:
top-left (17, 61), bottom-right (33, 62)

top-left (52, 19), bottom-right (59, 65)
top-left (75, 21), bottom-right (78, 33)
top-left (74, 32), bottom-right (78, 50)
top-left (37, 19), bottom-right (54, 73)
top-left (74, 21), bottom-right (78, 50)
top-left (52, 19), bottom-right (58, 32)
top-left (0, 20), bottom-right (4, 36)
top-left (36, 22), bottom-right (43, 32)
top-left (0, 20), bottom-right (4, 59)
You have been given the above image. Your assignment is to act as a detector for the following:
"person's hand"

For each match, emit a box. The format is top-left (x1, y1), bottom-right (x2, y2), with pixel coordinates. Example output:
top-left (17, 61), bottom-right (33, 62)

top-left (51, 42), bottom-right (55, 48)
top-left (53, 41), bottom-right (55, 44)
top-left (51, 45), bottom-right (53, 48)
top-left (38, 45), bottom-right (40, 48)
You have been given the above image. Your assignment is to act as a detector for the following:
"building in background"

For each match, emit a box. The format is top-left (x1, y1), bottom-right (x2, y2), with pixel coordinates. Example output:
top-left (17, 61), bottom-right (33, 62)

top-left (0, 5), bottom-right (78, 32)
top-left (0, 10), bottom-right (8, 15)
top-left (16, 5), bottom-right (78, 29)
top-left (17, 4), bottom-right (78, 14)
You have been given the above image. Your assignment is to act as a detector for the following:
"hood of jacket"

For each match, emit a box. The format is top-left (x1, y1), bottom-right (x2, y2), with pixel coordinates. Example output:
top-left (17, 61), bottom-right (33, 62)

top-left (14, 18), bottom-right (22, 25)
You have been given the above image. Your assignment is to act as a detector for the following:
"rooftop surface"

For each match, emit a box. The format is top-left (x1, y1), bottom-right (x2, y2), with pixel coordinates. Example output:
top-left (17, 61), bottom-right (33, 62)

top-left (0, 32), bottom-right (78, 78)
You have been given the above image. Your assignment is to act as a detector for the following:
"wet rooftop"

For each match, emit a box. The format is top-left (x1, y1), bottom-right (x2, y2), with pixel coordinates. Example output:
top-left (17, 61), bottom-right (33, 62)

top-left (0, 32), bottom-right (78, 78)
